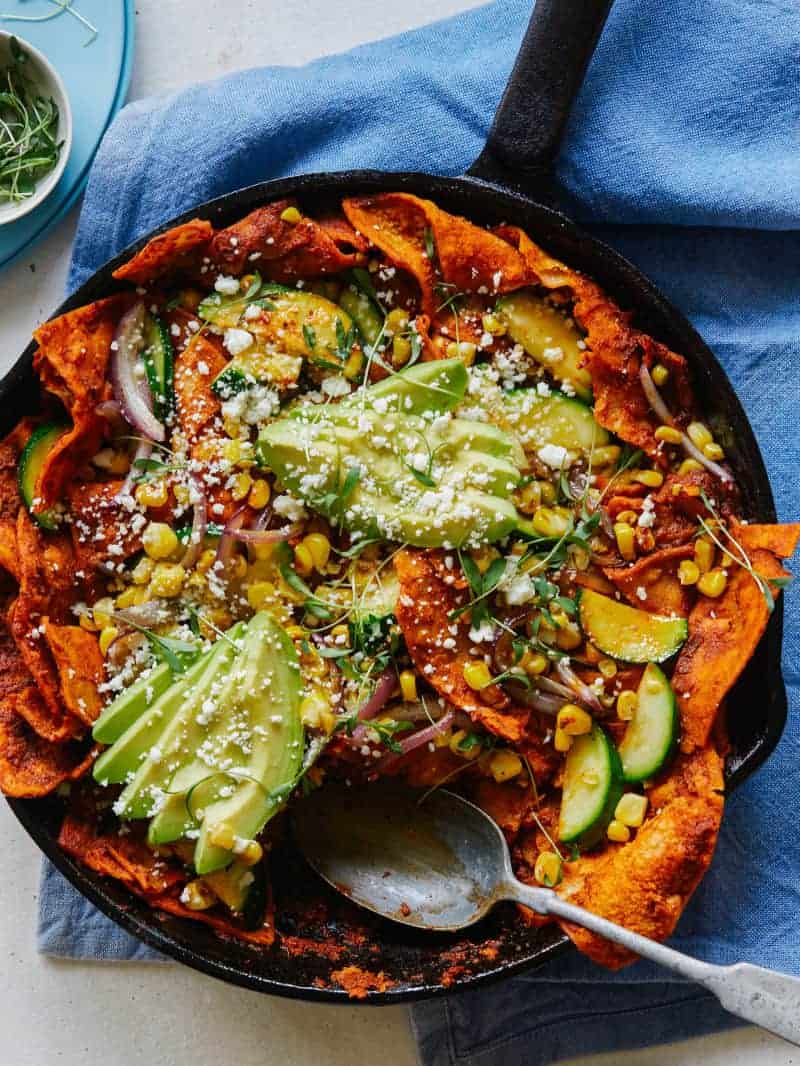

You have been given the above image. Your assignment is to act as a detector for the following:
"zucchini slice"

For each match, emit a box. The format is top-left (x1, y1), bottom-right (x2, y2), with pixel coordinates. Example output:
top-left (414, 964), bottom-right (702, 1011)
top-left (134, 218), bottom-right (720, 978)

top-left (338, 285), bottom-right (383, 346)
top-left (18, 421), bottom-right (70, 530)
top-left (143, 314), bottom-right (174, 419)
top-left (559, 724), bottom-right (624, 847)
top-left (503, 388), bottom-right (608, 458)
top-left (618, 663), bottom-right (679, 782)
top-left (496, 290), bottom-right (592, 399)
top-left (578, 588), bottom-right (688, 664)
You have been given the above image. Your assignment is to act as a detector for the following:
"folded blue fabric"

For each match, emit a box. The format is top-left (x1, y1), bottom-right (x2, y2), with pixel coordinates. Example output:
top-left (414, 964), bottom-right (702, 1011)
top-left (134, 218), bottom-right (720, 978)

top-left (37, 0), bottom-right (800, 1062)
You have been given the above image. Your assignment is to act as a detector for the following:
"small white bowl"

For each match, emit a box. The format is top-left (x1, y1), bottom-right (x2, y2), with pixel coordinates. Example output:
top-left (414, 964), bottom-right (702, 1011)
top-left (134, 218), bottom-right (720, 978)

top-left (0, 31), bottom-right (72, 226)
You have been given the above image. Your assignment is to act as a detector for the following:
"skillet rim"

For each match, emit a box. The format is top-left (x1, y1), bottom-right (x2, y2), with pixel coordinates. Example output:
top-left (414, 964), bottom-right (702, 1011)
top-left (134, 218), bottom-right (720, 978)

top-left (2, 168), bottom-right (785, 1002)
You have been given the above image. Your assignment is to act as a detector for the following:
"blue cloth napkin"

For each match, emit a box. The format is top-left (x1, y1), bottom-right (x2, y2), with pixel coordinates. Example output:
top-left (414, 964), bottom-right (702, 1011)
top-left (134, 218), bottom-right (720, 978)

top-left (37, 0), bottom-right (800, 1062)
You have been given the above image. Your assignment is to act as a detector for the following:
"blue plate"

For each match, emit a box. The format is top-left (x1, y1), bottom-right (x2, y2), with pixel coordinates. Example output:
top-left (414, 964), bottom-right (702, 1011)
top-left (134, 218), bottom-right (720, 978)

top-left (0, 0), bottom-right (135, 270)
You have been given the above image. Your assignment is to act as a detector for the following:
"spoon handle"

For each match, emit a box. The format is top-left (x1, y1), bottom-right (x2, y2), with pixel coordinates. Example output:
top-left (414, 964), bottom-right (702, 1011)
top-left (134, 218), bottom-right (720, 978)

top-left (507, 879), bottom-right (800, 1047)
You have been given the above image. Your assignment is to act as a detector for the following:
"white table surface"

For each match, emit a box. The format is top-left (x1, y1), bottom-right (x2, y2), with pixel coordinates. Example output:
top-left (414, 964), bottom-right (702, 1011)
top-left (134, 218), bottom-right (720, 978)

top-left (0, 3), bottom-right (795, 1064)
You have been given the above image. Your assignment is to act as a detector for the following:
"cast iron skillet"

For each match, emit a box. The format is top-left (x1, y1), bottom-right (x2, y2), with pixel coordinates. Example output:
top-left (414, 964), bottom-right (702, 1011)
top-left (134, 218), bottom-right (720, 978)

top-left (4, 0), bottom-right (786, 1002)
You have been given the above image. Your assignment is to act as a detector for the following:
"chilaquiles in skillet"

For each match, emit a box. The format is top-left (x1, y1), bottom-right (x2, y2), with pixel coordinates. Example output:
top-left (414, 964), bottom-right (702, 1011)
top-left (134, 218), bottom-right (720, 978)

top-left (0, 192), bottom-right (797, 967)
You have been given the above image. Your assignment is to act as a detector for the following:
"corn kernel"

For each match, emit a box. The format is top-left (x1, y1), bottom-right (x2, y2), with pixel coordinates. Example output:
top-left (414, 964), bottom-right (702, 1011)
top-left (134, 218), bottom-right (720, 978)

top-left (516, 481), bottom-right (542, 515)
top-left (651, 363), bottom-right (669, 387)
top-left (330, 624), bottom-right (349, 641)
top-left (678, 458), bottom-right (703, 475)
top-left (196, 549), bottom-right (217, 575)
top-left (687, 422), bottom-right (713, 449)
top-left (481, 312), bottom-right (507, 337)
top-left (566, 543), bottom-right (591, 571)
top-left (589, 445), bottom-right (622, 468)
top-left (678, 559), bottom-right (700, 585)
top-left (471, 545), bottom-right (499, 575)
top-left (694, 538), bottom-right (715, 574)
top-left (280, 206), bottom-right (302, 224)
top-left (90, 597), bottom-right (115, 629)
top-left (115, 586), bottom-right (140, 609)
top-left (248, 478), bottom-right (271, 510)
top-left (385, 308), bottom-right (410, 333)
top-left (697, 568), bottom-right (727, 598)
top-left (399, 670), bottom-right (417, 703)
top-left (445, 340), bottom-right (477, 365)
top-left (635, 527), bottom-right (655, 554)
top-left (449, 729), bottom-right (481, 759)
top-left (557, 704), bottom-right (593, 736)
top-left (598, 658), bottom-right (617, 679)
top-left (142, 522), bottom-right (179, 560)
top-left (534, 851), bottom-right (563, 887)
top-left (606, 819), bottom-right (631, 843)
top-left (98, 626), bottom-right (118, 656)
top-left (222, 416), bottom-right (242, 441)
top-left (489, 750), bottom-right (523, 783)
top-left (182, 880), bottom-right (217, 911)
top-left (615, 793), bottom-right (649, 828)
top-left (253, 542), bottom-right (275, 562)
top-left (392, 335), bottom-right (412, 368)
top-left (617, 690), bottom-right (637, 721)
top-left (239, 840), bottom-right (263, 867)
top-left (433, 725), bottom-right (453, 749)
top-left (703, 442), bottom-right (725, 461)
top-left (92, 448), bottom-right (130, 475)
top-left (209, 822), bottom-right (236, 849)
top-left (532, 506), bottom-right (571, 538)
top-left (285, 624), bottom-right (306, 641)
top-left (614, 521), bottom-right (636, 561)
top-left (343, 348), bottom-right (365, 381)
top-left (463, 660), bottom-right (492, 690)
top-left (556, 622), bottom-right (583, 651)
top-left (230, 472), bottom-right (252, 501)
top-left (553, 727), bottom-right (573, 752)
top-left (612, 510), bottom-right (636, 527)
top-left (247, 580), bottom-right (275, 610)
top-left (173, 483), bottom-right (191, 507)
top-left (135, 479), bottom-right (169, 509)
top-left (654, 425), bottom-right (682, 444)
top-left (130, 556), bottom-right (154, 586)
top-left (150, 562), bottom-right (185, 598)
top-left (79, 611), bottom-right (97, 632)
top-left (300, 691), bottom-right (330, 729)
top-left (632, 469), bottom-right (664, 488)
top-left (521, 649), bottom-right (548, 676)
top-left (303, 532), bottom-right (331, 570)
top-left (293, 543), bottom-right (314, 577)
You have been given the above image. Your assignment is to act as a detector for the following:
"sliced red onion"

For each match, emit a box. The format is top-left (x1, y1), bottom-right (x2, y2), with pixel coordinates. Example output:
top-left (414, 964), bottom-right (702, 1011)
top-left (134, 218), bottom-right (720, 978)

top-left (180, 477), bottom-right (209, 569)
top-left (111, 301), bottom-right (165, 443)
top-left (373, 711), bottom-right (455, 771)
top-left (508, 685), bottom-right (565, 715)
top-left (117, 438), bottom-right (153, 500)
top-left (640, 364), bottom-right (732, 484)
top-left (215, 507), bottom-right (248, 566)
top-left (555, 658), bottom-right (603, 712)
top-left (349, 667), bottom-right (398, 745)
top-left (228, 525), bottom-right (298, 545)
top-left (533, 675), bottom-right (576, 701)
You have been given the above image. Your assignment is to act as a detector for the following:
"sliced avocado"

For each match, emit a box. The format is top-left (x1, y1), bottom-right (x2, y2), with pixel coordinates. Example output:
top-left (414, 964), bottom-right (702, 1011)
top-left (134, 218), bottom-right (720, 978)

top-left (211, 350), bottom-right (303, 398)
top-left (578, 589), bottom-right (689, 664)
top-left (496, 290), bottom-right (592, 399)
top-left (18, 422), bottom-right (70, 529)
top-left (258, 375), bottom-right (521, 548)
top-left (110, 625), bottom-right (246, 817)
top-left (92, 661), bottom-right (173, 746)
top-left (351, 563), bottom-right (400, 622)
top-left (192, 611), bottom-right (303, 874)
top-left (503, 388), bottom-right (608, 459)
top-left (298, 358), bottom-right (468, 419)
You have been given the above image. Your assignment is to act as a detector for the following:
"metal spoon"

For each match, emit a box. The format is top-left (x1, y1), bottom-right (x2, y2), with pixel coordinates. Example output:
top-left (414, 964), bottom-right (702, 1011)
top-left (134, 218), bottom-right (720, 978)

top-left (292, 780), bottom-right (800, 1044)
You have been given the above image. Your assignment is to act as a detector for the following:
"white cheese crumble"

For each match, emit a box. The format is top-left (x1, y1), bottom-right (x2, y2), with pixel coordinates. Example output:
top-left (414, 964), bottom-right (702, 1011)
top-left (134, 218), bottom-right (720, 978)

top-left (214, 274), bottom-right (240, 295)
top-left (538, 443), bottom-right (568, 469)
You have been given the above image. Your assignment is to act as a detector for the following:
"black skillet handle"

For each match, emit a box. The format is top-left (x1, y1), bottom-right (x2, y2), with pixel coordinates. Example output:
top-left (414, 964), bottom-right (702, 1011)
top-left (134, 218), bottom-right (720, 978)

top-left (466, 0), bottom-right (614, 202)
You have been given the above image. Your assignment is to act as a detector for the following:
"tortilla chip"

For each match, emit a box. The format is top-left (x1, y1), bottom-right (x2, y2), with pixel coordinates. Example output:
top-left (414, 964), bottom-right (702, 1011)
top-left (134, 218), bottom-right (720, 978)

top-left (34, 413), bottom-right (107, 513)
top-left (68, 479), bottom-right (145, 573)
top-left (153, 894), bottom-right (276, 947)
top-left (43, 622), bottom-right (103, 726)
top-left (112, 219), bottom-right (215, 285)
top-left (0, 696), bottom-right (95, 797)
top-left (497, 224), bottom-right (696, 459)
top-left (0, 520), bottom-right (18, 582)
top-left (59, 814), bottom-right (185, 895)
top-left (553, 745), bottom-right (724, 968)
top-left (394, 548), bottom-right (529, 742)
top-left (209, 201), bottom-right (367, 281)
top-left (343, 194), bottom-right (532, 319)
top-left (175, 333), bottom-right (227, 445)
top-left (473, 778), bottom-right (535, 839)
top-left (672, 549), bottom-right (788, 752)
top-left (604, 544), bottom-right (695, 617)
top-left (734, 521), bottom-right (800, 559)
top-left (33, 296), bottom-right (128, 416)
top-left (0, 619), bottom-right (77, 742)
top-left (15, 506), bottom-right (77, 622)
